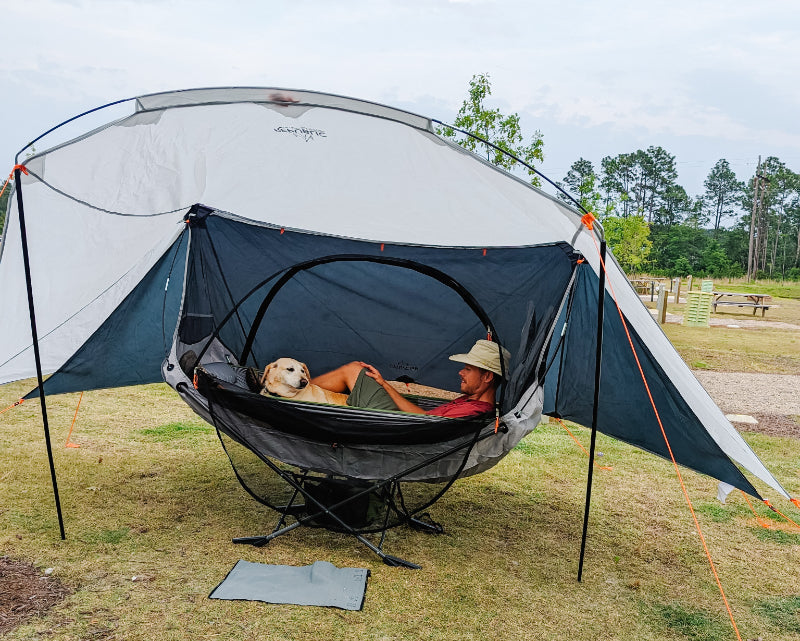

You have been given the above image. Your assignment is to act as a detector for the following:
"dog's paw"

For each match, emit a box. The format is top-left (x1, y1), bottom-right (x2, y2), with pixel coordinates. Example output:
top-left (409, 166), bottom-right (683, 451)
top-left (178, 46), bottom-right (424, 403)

top-left (245, 367), bottom-right (263, 393)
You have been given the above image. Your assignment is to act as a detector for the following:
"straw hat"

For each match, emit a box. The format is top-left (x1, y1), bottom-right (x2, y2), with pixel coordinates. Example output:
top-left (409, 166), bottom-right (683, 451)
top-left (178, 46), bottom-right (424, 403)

top-left (448, 339), bottom-right (511, 378)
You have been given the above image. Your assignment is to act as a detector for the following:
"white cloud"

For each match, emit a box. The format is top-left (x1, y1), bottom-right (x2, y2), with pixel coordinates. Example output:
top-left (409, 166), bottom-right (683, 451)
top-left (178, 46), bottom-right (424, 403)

top-left (2, 0), bottom-right (799, 189)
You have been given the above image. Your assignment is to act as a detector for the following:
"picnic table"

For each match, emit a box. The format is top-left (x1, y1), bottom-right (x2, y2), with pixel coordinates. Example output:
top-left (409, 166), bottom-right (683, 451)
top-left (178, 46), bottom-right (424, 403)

top-left (711, 291), bottom-right (772, 316)
top-left (629, 278), bottom-right (668, 300)
top-left (629, 278), bottom-right (653, 294)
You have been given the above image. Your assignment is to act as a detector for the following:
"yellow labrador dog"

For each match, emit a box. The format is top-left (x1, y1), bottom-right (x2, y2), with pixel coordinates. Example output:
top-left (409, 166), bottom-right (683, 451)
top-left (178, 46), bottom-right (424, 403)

top-left (260, 357), bottom-right (349, 406)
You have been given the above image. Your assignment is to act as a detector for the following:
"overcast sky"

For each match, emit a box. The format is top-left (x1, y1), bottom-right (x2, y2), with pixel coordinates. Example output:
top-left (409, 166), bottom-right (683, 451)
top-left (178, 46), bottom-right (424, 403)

top-left (2, 0), bottom-right (799, 199)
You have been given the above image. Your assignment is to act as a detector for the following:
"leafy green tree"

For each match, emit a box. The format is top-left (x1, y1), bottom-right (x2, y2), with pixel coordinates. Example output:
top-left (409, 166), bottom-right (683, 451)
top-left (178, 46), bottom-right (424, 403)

top-left (0, 180), bottom-right (10, 235)
top-left (631, 146), bottom-right (678, 222)
top-left (763, 161), bottom-right (800, 276)
top-left (600, 146), bottom-right (679, 222)
top-left (602, 215), bottom-right (652, 273)
top-left (700, 238), bottom-right (732, 277)
top-left (702, 159), bottom-right (743, 231)
top-left (649, 224), bottom-right (706, 274)
top-left (657, 184), bottom-right (694, 228)
top-left (439, 73), bottom-right (544, 186)
top-left (741, 157), bottom-right (800, 278)
top-left (670, 256), bottom-right (692, 277)
top-left (558, 158), bottom-right (605, 214)
top-left (600, 153), bottom-right (636, 217)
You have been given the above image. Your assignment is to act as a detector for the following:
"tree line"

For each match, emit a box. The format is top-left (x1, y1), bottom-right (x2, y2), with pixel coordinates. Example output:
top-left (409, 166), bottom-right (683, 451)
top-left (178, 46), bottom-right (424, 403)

top-left (444, 74), bottom-right (800, 281)
top-left (557, 151), bottom-right (800, 280)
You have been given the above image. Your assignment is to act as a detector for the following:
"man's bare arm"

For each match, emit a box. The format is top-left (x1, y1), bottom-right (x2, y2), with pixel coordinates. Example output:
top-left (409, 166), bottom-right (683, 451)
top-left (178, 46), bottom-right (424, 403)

top-left (359, 363), bottom-right (427, 414)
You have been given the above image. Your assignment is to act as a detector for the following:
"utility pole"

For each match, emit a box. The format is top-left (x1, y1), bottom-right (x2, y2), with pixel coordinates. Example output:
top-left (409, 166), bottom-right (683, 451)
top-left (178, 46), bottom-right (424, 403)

top-left (747, 157), bottom-right (760, 281)
top-left (756, 170), bottom-right (769, 275)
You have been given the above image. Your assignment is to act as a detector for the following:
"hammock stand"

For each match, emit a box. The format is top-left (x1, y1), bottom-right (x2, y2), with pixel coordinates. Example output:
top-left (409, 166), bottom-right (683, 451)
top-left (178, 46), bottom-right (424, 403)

top-left (174, 244), bottom-right (519, 568)
top-left (193, 362), bottom-right (504, 568)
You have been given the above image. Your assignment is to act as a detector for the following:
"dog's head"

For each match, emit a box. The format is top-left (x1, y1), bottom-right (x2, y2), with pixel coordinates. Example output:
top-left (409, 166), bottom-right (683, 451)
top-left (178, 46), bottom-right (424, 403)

top-left (261, 358), bottom-right (311, 398)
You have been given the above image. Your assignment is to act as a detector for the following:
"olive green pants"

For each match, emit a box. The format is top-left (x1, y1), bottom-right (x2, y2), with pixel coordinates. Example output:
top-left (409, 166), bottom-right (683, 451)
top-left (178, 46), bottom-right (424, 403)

top-left (346, 368), bottom-right (398, 411)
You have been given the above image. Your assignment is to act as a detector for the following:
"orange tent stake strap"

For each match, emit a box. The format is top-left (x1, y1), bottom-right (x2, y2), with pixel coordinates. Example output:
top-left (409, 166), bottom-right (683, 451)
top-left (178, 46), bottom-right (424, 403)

top-left (764, 499), bottom-right (800, 530)
top-left (65, 391), bottom-right (83, 448)
top-left (556, 417), bottom-right (613, 470)
top-left (740, 491), bottom-right (772, 529)
top-left (1, 399), bottom-right (25, 415)
top-left (588, 232), bottom-right (743, 641)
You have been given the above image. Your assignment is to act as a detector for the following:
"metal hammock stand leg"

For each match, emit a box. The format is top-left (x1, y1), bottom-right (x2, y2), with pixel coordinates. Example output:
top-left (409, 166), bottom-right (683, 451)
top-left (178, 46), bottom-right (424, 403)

top-left (217, 412), bottom-right (500, 569)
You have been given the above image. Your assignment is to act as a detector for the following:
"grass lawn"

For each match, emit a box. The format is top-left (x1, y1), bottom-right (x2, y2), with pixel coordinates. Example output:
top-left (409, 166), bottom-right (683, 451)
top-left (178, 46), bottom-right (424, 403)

top-left (2, 378), bottom-right (799, 640)
top-left (641, 278), bottom-right (800, 374)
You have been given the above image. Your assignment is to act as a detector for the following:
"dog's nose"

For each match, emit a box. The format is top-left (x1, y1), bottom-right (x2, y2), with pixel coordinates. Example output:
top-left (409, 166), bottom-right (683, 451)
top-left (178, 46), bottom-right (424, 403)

top-left (299, 380), bottom-right (308, 388)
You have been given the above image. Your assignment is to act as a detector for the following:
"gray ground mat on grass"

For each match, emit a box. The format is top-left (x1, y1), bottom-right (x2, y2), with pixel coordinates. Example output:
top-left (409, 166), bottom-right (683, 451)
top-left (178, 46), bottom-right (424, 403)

top-left (209, 560), bottom-right (370, 610)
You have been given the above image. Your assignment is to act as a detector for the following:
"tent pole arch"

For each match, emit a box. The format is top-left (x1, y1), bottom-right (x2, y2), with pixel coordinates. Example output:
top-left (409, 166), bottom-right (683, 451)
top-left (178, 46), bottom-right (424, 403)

top-left (13, 167), bottom-right (65, 539)
top-left (237, 254), bottom-right (503, 370)
top-left (14, 96), bottom-right (137, 164)
top-left (430, 118), bottom-right (590, 216)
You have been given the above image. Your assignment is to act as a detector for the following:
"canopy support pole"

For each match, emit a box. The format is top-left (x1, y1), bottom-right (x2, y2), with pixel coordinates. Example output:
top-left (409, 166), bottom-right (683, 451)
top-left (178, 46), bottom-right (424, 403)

top-left (14, 167), bottom-right (65, 540)
top-left (577, 239), bottom-right (606, 581)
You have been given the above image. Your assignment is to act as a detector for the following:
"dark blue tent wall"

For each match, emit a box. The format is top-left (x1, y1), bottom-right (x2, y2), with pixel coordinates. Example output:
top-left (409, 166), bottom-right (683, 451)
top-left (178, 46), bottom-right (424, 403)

top-left (27, 231), bottom-right (189, 398)
top-left (35, 209), bottom-right (578, 410)
top-left (543, 266), bottom-right (759, 496)
top-left (182, 212), bottom-right (578, 405)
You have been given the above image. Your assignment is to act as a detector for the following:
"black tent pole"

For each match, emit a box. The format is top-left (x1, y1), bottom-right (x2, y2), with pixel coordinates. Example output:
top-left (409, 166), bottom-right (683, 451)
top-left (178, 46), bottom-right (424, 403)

top-left (13, 166), bottom-right (66, 540)
top-left (577, 238), bottom-right (606, 582)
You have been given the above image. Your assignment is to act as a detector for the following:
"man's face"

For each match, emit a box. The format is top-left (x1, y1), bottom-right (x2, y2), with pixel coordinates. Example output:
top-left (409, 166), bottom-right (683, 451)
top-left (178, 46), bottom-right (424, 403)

top-left (458, 364), bottom-right (491, 395)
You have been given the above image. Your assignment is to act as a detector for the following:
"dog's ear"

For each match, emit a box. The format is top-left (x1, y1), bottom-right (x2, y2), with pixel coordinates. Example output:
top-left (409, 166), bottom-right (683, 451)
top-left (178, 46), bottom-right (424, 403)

top-left (301, 363), bottom-right (311, 381)
top-left (261, 362), bottom-right (277, 385)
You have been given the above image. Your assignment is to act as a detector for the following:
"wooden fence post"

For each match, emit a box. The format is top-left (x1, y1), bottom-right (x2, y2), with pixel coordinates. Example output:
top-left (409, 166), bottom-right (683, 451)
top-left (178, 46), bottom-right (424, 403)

top-left (657, 284), bottom-right (667, 324)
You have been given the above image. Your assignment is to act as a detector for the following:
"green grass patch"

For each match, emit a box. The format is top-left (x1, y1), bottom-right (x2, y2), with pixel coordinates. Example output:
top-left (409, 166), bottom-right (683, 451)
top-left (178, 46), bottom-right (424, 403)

top-left (661, 324), bottom-right (800, 373)
top-left (753, 528), bottom-right (800, 546)
top-left (694, 502), bottom-right (738, 523)
top-left (83, 527), bottom-right (131, 545)
top-left (138, 421), bottom-right (213, 442)
top-left (642, 602), bottom-right (731, 640)
top-left (1, 381), bottom-right (799, 640)
top-left (753, 595), bottom-right (800, 634)
top-left (513, 438), bottom-right (537, 456)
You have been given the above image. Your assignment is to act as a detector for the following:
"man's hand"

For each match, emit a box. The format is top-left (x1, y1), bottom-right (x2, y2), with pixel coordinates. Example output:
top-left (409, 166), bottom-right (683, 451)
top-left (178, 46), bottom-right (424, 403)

top-left (360, 362), bottom-right (426, 414)
top-left (360, 362), bottom-right (386, 387)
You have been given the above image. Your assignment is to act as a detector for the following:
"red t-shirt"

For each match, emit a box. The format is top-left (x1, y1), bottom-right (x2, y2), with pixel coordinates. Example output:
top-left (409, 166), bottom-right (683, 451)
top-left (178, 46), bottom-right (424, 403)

top-left (426, 396), bottom-right (494, 418)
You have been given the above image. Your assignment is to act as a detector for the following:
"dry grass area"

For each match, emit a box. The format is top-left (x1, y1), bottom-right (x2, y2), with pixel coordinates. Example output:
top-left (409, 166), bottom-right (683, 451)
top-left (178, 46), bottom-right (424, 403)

top-left (2, 377), bottom-right (799, 640)
top-left (642, 280), bottom-right (800, 374)
top-left (661, 324), bottom-right (800, 374)
top-left (2, 279), bottom-right (798, 640)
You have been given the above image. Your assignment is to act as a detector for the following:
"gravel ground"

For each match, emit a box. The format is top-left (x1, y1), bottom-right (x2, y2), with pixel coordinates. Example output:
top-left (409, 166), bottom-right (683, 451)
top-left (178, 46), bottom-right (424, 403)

top-left (693, 370), bottom-right (800, 439)
top-left (693, 371), bottom-right (800, 415)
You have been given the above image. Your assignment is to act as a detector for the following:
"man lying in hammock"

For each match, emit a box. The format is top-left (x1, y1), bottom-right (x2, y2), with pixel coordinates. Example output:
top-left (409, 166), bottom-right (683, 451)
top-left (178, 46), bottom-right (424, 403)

top-left (311, 339), bottom-right (510, 418)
